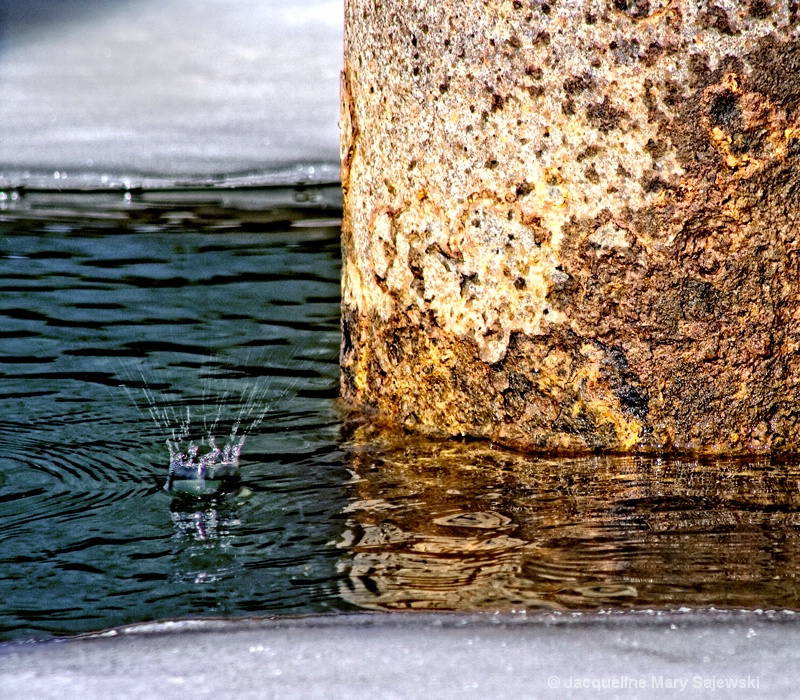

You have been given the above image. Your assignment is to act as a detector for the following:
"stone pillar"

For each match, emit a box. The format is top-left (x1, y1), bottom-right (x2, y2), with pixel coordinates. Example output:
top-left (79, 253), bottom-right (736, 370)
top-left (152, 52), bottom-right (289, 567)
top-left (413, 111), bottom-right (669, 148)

top-left (340, 0), bottom-right (800, 454)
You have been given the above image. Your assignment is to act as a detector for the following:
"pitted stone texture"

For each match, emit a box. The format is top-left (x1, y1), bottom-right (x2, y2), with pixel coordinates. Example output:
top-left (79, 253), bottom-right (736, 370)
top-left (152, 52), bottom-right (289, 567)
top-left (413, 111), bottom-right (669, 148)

top-left (342, 0), bottom-right (800, 453)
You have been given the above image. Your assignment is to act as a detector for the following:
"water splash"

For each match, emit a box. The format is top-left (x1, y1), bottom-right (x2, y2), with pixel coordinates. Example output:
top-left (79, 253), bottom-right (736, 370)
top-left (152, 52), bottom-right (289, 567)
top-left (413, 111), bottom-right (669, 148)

top-left (166, 434), bottom-right (243, 497)
top-left (119, 353), bottom-right (303, 497)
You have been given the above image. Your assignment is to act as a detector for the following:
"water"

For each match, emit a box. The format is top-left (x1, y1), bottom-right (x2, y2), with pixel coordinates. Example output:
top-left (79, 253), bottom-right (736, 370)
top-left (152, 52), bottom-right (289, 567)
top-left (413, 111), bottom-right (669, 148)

top-left (341, 435), bottom-right (800, 612)
top-left (2, 185), bottom-right (800, 643)
top-left (0, 186), bottom-right (351, 641)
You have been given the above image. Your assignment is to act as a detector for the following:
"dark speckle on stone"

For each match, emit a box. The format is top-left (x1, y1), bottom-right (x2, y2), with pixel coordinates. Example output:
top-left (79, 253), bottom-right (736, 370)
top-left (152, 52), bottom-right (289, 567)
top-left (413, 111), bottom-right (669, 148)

top-left (577, 145), bottom-right (602, 162)
top-left (526, 65), bottom-right (543, 80)
top-left (491, 92), bottom-right (505, 112)
top-left (748, 0), bottom-right (773, 19)
top-left (642, 42), bottom-right (664, 67)
top-left (698, 5), bottom-right (737, 35)
top-left (644, 138), bottom-right (667, 160)
top-left (688, 53), bottom-right (711, 88)
top-left (707, 90), bottom-right (741, 131)
top-left (681, 278), bottom-right (719, 320)
top-left (601, 343), bottom-right (649, 421)
top-left (643, 176), bottom-right (668, 193)
top-left (612, 0), bottom-right (653, 19)
top-left (563, 72), bottom-right (595, 95)
top-left (748, 36), bottom-right (800, 114)
top-left (586, 97), bottom-right (627, 133)
top-left (515, 181), bottom-right (533, 197)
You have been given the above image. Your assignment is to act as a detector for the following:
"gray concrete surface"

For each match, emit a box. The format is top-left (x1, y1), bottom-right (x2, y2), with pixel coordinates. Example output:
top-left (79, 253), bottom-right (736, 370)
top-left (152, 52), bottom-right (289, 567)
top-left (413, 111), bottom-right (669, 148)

top-left (0, 0), bottom-right (342, 188)
top-left (1, 611), bottom-right (798, 699)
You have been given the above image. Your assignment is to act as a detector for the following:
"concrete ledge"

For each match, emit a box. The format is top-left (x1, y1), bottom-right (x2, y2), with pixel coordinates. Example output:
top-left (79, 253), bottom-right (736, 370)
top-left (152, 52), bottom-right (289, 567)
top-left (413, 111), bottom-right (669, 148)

top-left (2, 611), bottom-right (798, 698)
top-left (0, 0), bottom-right (343, 186)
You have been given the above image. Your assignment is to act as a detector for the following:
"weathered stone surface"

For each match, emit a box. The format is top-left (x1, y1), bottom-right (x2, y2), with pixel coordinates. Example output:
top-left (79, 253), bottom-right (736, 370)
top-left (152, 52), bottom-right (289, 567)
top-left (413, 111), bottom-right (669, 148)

top-left (341, 0), bottom-right (800, 454)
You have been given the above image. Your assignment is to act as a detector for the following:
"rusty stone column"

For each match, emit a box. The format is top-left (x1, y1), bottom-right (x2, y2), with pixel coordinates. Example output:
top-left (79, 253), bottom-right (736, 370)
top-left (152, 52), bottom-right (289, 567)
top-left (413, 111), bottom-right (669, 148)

top-left (340, 1), bottom-right (800, 454)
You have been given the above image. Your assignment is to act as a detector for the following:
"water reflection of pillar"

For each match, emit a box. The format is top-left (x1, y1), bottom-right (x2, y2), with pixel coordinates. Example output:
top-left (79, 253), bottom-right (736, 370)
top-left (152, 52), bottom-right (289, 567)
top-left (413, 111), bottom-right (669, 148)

top-left (338, 433), bottom-right (800, 611)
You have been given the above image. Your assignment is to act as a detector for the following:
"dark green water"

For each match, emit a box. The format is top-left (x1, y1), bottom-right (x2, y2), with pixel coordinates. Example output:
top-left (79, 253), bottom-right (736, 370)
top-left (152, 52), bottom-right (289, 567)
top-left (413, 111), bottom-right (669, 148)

top-left (4, 185), bottom-right (800, 643)
top-left (0, 186), bottom-right (352, 641)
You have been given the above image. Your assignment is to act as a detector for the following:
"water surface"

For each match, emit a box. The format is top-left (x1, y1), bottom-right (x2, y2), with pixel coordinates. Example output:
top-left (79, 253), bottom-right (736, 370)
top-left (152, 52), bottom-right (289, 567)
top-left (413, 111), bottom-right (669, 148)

top-left (341, 434), bottom-right (800, 612)
top-left (2, 185), bottom-right (800, 643)
top-left (0, 186), bottom-right (350, 641)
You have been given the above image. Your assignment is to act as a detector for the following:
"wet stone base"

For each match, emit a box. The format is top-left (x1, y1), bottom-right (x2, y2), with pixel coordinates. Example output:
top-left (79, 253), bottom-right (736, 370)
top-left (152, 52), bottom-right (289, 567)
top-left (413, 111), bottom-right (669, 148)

top-left (342, 1), bottom-right (800, 454)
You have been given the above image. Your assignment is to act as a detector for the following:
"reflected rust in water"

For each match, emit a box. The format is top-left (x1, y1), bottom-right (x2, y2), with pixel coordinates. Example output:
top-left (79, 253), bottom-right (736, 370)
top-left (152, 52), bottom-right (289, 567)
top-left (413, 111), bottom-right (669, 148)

top-left (340, 429), bottom-right (800, 612)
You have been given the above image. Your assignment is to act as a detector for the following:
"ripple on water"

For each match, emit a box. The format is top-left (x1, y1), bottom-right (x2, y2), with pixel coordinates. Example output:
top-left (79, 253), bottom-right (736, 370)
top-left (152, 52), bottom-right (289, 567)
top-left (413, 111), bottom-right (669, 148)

top-left (0, 191), bottom-right (349, 641)
top-left (338, 433), bottom-right (800, 613)
top-left (4, 188), bottom-right (800, 640)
